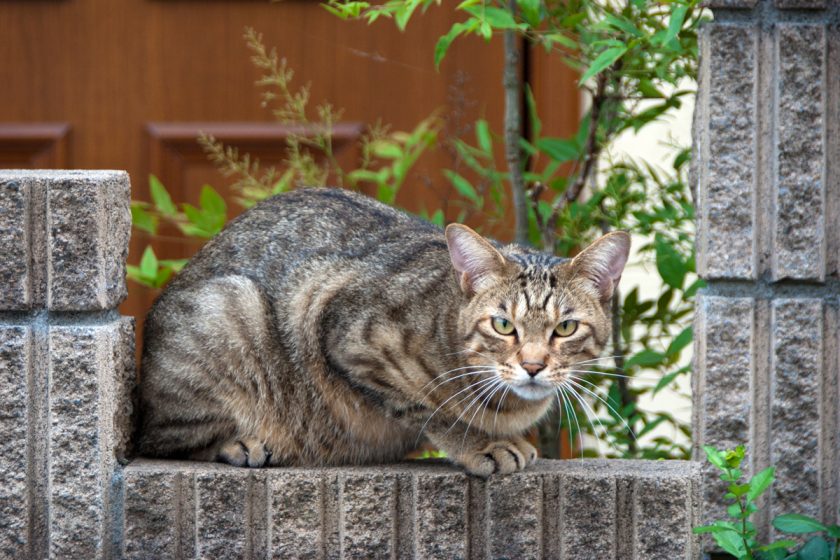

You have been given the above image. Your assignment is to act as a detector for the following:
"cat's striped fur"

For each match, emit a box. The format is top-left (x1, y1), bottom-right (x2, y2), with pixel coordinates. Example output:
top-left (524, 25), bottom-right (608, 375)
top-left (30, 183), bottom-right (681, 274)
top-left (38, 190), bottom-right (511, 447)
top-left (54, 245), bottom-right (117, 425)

top-left (137, 187), bottom-right (629, 476)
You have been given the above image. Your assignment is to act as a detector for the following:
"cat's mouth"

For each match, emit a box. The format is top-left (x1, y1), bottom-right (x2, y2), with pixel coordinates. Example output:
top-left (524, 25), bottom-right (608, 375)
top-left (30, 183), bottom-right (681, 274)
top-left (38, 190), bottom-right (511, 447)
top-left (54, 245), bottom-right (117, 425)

top-left (510, 378), bottom-right (555, 401)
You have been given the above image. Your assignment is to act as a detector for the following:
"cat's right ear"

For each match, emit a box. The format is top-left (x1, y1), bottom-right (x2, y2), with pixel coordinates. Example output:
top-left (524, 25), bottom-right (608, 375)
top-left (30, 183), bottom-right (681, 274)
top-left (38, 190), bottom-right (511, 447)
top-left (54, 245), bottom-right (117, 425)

top-left (445, 224), bottom-right (506, 295)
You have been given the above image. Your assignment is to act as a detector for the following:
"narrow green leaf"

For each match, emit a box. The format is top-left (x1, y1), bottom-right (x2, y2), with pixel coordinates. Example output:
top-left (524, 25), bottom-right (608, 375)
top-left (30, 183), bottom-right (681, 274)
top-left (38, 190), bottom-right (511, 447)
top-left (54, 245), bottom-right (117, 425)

top-left (652, 366), bottom-right (689, 396)
top-left (199, 185), bottom-right (226, 217)
top-left (475, 119), bottom-right (492, 153)
top-left (712, 529), bottom-right (746, 557)
top-left (702, 445), bottom-right (726, 469)
top-left (797, 536), bottom-right (831, 558)
top-left (435, 21), bottom-right (468, 69)
top-left (579, 46), bottom-right (626, 84)
top-left (535, 137), bottom-right (579, 162)
top-left (655, 235), bottom-right (686, 289)
top-left (525, 85), bottom-right (541, 138)
top-left (746, 466), bottom-right (775, 502)
top-left (149, 174), bottom-right (177, 215)
top-left (666, 326), bottom-right (693, 357)
top-left (603, 13), bottom-right (641, 37)
top-left (773, 513), bottom-right (828, 534)
top-left (662, 4), bottom-right (689, 46)
top-left (516, 0), bottom-right (540, 27)
top-left (131, 205), bottom-right (158, 235)
top-left (445, 170), bottom-right (480, 203)
top-left (543, 33), bottom-right (577, 50)
top-left (371, 141), bottom-right (402, 159)
top-left (160, 259), bottom-right (189, 273)
top-left (395, 0), bottom-right (421, 30)
top-left (139, 246), bottom-right (158, 280)
top-left (625, 349), bottom-right (665, 368)
top-left (464, 6), bottom-right (518, 29)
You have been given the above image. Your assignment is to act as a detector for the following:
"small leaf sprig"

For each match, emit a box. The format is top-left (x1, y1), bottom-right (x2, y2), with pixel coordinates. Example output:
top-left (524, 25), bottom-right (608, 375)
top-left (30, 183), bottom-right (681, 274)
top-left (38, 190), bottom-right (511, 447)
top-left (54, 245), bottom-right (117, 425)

top-left (694, 445), bottom-right (840, 560)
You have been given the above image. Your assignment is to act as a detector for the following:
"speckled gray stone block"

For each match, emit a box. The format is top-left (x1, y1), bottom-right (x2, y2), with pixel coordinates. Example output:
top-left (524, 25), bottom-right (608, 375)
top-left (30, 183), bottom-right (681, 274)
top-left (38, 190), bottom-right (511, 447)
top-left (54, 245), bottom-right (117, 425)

top-left (697, 26), bottom-right (758, 280)
top-left (47, 318), bottom-right (135, 559)
top-left (773, 25), bottom-right (826, 281)
top-left (122, 459), bottom-right (701, 559)
top-left (695, 7), bottom-right (840, 547)
top-left (634, 476), bottom-right (696, 560)
top-left (195, 470), bottom-right (251, 558)
top-left (270, 472), bottom-right (324, 559)
top-left (123, 470), bottom-right (182, 559)
top-left (693, 295), bottom-right (755, 524)
top-left (775, 0), bottom-right (826, 8)
top-left (704, 0), bottom-right (757, 7)
top-left (340, 472), bottom-right (399, 558)
top-left (770, 299), bottom-right (823, 525)
top-left (0, 170), bottom-right (130, 311)
top-left (414, 471), bottom-right (468, 559)
top-left (487, 472), bottom-right (542, 559)
top-left (0, 181), bottom-right (32, 309)
top-left (559, 471), bottom-right (617, 558)
top-left (0, 325), bottom-right (31, 557)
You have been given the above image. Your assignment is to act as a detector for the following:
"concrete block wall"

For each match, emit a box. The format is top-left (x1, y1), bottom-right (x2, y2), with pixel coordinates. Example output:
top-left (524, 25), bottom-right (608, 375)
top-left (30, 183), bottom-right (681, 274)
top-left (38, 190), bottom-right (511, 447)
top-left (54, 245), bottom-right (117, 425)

top-left (0, 169), bottom-right (704, 558)
top-left (123, 459), bottom-right (702, 560)
top-left (693, 0), bottom-right (840, 539)
top-left (0, 170), bottom-right (135, 559)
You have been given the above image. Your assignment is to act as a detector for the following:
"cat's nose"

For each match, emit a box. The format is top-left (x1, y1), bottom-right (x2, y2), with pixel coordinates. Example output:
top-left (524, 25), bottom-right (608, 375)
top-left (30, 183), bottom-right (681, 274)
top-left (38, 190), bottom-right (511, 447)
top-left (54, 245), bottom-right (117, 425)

top-left (521, 361), bottom-right (546, 377)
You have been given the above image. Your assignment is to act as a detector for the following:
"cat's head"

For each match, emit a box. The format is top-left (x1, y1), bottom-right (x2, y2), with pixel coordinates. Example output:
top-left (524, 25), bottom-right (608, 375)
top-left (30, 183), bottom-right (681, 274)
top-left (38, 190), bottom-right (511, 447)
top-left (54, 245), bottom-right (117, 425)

top-left (445, 224), bottom-right (630, 402)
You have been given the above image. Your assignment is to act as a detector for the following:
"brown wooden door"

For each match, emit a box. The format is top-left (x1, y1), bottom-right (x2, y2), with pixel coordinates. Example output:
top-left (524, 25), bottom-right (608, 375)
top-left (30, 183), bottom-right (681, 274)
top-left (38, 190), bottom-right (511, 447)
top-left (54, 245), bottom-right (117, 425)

top-left (0, 0), bottom-right (577, 326)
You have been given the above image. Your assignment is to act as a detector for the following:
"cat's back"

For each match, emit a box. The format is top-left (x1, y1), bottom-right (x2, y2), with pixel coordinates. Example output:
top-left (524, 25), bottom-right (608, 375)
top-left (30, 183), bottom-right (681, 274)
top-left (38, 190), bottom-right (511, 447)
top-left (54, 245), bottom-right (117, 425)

top-left (169, 187), bottom-right (444, 289)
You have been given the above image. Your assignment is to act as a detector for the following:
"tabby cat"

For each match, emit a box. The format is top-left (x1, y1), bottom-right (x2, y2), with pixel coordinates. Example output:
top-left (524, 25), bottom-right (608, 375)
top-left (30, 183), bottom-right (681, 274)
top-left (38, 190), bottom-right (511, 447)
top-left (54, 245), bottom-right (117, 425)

top-left (137, 187), bottom-right (629, 476)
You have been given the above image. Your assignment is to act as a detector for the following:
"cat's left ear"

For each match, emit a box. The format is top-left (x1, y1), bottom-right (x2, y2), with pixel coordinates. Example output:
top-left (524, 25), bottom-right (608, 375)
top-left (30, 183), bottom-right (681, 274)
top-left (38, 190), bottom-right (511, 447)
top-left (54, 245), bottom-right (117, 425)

top-left (570, 231), bottom-right (631, 302)
top-left (445, 224), bottom-right (507, 295)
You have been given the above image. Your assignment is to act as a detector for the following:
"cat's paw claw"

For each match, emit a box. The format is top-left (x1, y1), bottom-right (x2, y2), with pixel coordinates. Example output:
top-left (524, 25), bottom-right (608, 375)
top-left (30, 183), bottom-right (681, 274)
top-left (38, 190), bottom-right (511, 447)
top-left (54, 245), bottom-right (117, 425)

top-left (218, 437), bottom-right (270, 468)
top-left (461, 438), bottom-right (537, 477)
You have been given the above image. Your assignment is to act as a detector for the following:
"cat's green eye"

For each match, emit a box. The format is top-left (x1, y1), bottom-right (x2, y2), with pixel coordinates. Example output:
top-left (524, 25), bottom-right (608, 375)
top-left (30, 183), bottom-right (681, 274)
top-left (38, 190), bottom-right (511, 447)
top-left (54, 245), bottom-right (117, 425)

top-left (554, 320), bottom-right (578, 337)
top-left (491, 317), bottom-right (515, 336)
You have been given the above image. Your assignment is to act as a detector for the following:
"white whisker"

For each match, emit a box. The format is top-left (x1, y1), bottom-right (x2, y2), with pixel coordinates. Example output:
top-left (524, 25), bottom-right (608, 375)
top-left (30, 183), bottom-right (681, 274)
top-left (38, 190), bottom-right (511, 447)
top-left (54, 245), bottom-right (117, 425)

top-left (567, 376), bottom-right (638, 441)
top-left (415, 376), bottom-right (498, 445)
top-left (557, 386), bottom-right (583, 459)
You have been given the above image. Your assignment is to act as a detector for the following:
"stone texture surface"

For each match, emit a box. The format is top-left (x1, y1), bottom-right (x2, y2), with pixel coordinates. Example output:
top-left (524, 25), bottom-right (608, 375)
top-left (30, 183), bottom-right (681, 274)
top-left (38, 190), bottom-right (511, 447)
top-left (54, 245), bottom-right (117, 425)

top-left (123, 470), bottom-right (181, 559)
top-left (487, 472), bottom-right (542, 560)
top-left (195, 470), bottom-right (251, 558)
top-left (270, 472), bottom-right (324, 559)
top-left (340, 472), bottom-right (398, 558)
top-left (559, 472), bottom-right (617, 558)
top-left (634, 477), bottom-right (694, 560)
top-left (704, 0), bottom-right (757, 7)
top-left (697, 25), bottom-right (757, 279)
top-left (0, 170), bottom-right (130, 311)
top-left (775, 0), bottom-right (827, 8)
top-left (770, 299), bottom-right (822, 524)
top-left (122, 459), bottom-right (701, 559)
top-left (696, 7), bottom-right (840, 547)
top-left (414, 472), bottom-right (468, 559)
top-left (693, 295), bottom-right (755, 523)
top-left (0, 180), bottom-right (31, 309)
top-left (47, 319), bottom-right (136, 559)
top-left (0, 325), bottom-right (31, 557)
top-left (773, 25), bottom-right (826, 281)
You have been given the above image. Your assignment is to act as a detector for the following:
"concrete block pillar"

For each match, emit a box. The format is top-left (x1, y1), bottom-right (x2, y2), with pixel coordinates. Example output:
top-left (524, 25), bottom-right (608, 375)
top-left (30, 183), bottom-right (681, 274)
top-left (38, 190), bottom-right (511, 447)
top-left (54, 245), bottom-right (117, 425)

top-left (0, 171), bottom-right (135, 559)
top-left (693, 0), bottom-right (840, 538)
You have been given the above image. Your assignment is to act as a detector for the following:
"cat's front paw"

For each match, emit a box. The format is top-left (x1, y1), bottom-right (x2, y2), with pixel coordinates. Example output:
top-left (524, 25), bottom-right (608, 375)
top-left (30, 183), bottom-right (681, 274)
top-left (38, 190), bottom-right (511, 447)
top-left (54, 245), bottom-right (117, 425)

top-left (460, 437), bottom-right (537, 477)
top-left (217, 436), bottom-right (271, 468)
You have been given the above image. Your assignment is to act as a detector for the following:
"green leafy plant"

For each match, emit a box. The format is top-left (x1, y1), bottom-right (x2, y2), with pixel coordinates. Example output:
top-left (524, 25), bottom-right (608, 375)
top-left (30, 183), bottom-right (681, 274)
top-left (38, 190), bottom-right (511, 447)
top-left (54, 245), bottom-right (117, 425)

top-left (695, 445), bottom-right (840, 560)
top-left (130, 0), bottom-right (706, 460)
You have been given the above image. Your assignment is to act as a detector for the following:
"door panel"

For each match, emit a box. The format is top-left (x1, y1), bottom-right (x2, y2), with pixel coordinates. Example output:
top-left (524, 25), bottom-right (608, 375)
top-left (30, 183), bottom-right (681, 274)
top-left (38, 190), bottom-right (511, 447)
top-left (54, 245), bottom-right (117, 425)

top-left (0, 0), bottom-right (577, 329)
